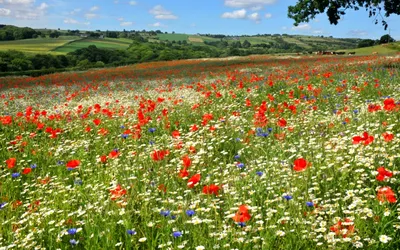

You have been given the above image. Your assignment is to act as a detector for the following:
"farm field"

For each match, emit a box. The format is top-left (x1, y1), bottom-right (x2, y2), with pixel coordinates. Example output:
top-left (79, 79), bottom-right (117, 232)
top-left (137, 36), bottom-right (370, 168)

top-left (52, 38), bottom-right (132, 53)
top-left (0, 36), bottom-right (80, 54)
top-left (0, 55), bottom-right (399, 249)
top-left (338, 42), bottom-right (400, 55)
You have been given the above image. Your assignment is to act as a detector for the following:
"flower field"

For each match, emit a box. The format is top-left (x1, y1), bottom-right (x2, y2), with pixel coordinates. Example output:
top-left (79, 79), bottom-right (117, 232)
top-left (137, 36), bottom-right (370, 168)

top-left (0, 55), bottom-right (399, 249)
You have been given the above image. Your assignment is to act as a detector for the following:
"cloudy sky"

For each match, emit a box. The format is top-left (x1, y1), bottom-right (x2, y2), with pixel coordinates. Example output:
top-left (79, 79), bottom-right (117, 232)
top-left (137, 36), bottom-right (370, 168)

top-left (0, 0), bottom-right (399, 39)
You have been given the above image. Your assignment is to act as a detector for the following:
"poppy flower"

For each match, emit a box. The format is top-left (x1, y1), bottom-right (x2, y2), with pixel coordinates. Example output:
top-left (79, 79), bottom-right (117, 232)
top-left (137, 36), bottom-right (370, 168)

top-left (376, 167), bottom-right (393, 181)
top-left (233, 205), bottom-right (251, 223)
top-left (110, 184), bottom-right (127, 200)
top-left (172, 130), bottom-right (180, 138)
top-left (382, 132), bottom-right (394, 142)
top-left (191, 124), bottom-right (199, 132)
top-left (187, 173), bottom-right (201, 188)
top-left (22, 168), bottom-right (32, 175)
top-left (6, 158), bottom-right (17, 169)
top-left (151, 150), bottom-right (169, 161)
top-left (383, 98), bottom-right (396, 111)
top-left (377, 187), bottom-right (397, 203)
top-left (93, 118), bottom-right (101, 126)
top-left (0, 116), bottom-right (12, 125)
top-left (100, 155), bottom-right (107, 163)
top-left (179, 168), bottom-right (189, 178)
top-left (277, 118), bottom-right (287, 127)
top-left (202, 184), bottom-right (220, 196)
top-left (66, 160), bottom-right (81, 169)
top-left (182, 155), bottom-right (191, 168)
top-left (108, 150), bottom-right (120, 159)
top-left (330, 218), bottom-right (355, 238)
top-left (293, 158), bottom-right (308, 172)
top-left (352, 132), bottom-right (374, 145)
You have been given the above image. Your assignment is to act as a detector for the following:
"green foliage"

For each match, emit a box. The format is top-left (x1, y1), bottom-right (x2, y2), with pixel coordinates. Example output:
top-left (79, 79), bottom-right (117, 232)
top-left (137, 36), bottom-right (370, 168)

top-left (288, 0), bottom-right (400, 29)
top-left (379, 34), bottom-right (395, 44)
top-left (0, 25), bottom-right (41, 41)
top-left (358, 39), bottom-right (378, 48)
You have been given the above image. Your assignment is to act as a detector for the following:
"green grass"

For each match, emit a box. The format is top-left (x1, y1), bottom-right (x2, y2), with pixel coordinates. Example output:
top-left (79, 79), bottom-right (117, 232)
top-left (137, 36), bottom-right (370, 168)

top-left (52, 38), bottom-right (132, 53)
top-left (157, 33), bottom-right (189, 42)
top-left (338, 42), bottom-right (400, 55)
top-left (0, 36), bottom-right (80, 54)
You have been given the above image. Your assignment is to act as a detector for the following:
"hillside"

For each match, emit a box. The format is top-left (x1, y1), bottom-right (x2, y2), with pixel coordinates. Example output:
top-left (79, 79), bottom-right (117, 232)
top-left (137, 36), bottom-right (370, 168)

top-left (338, 42), bottom-right (400, 55)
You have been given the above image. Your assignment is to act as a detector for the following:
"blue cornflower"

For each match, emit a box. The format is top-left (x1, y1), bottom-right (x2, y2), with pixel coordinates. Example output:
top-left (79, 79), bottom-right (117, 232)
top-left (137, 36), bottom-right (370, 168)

top-left (57, 160), bottom-right (64, 165)
top-left (237, 222), bottom-right (246, 227)
top-left (121, 134), bottom-right (129, 139)
top-left (186, 210), bottom-right (195, 217)
top-left (171, 215), bottom-right (177, 220)
top-left (234, 155), bottom-right (240, 160)
top-left (0, 202), bottom-right (6, 209)
top-left (283, 195), bottom-right (293, 201)
top-left (12, 173), bottom-right (20, 178)
top-left (235, 138), bottom-right (241, 142)
top-left (160, 210), bottom-right (171, 217)
top-left (67, 228), bottom-right (77, 235)
top-left (148, 128), bottom-right (156, 133)
top-left (342, 121), bottom-right (347, 125)
top-left (30, 164), bottom-right (37, 169)
top-left (149, 140), bottom-right (155, 145)
top-left (127, 229), bottom-right (137, 235)
top-left (172, 231), bottom-right (182, 238)
top-left (353, 109), bottom-right (359, 114)
top-left (69, 239), bottom-right (78, 246)
top-left (120, 125), bottom-right (125, 129)
top-left (306, 201), bottom-right (314, 207)
top-left (256, 171), bottom-right (263, 176)
top-left (267, 128), bottom-right (273, 132)
top-left (237, 163), bottom-right (245, 169)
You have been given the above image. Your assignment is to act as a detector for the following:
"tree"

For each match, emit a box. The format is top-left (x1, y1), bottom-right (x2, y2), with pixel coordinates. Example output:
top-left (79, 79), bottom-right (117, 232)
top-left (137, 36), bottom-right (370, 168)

top-left (288, 0), bottom-right (400, 30)
top-left (242, 40), bottom-right (251, 48)
top-left (379, 34), bottom-right (395, 44)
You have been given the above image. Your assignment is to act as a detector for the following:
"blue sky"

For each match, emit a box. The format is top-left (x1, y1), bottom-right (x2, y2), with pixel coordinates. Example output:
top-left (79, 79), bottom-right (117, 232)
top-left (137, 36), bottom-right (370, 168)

top-left (0, 0), bottom-right (399, 39)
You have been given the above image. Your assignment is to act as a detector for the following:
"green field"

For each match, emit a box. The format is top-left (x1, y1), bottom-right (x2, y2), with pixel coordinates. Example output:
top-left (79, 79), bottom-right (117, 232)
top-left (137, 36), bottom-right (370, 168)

top-left (338, 42), bottom-right (400, 55)
top-left (0, 36), bottom-right (79, 54)
top-left (157, 33), bottom-right (189, 42)
top-left (52, 38), bottom-right (132, 53)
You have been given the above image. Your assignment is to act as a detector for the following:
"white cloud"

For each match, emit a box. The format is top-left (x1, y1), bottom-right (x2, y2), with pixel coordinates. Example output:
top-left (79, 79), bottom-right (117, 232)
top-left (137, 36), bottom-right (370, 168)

top-left (247, 12), bottom-right (261, 23)
top-left (291, 23), bottom-right (311, 31)
top-left (264, 13), bottom-right (272, 19)
top-left (85, 13), bottom-right (98, 19)
top-left (120, 21), bottom-right (133, 26)
top-left (0, 0), bottom-right (48, 20)
top-left (70, 8), bottom-right (81, 15)
top-left (0, 8), bottom-right (11, 16)
top-left (312, 30), bottom-right (324, 34)
top-left (129, 1), bottom-right (137, 5)
top-left (149, 22), bottom-right (166, 27)
top-left (224, 0), bottom-right (276, 10)
top-left (64, 18), bottom-right (79, 24)
top-left (221, 9), bottom-right (246, 19)
top-left (90, 6), bottom-right (99, 12)
top-left (117, 17), bottom-right (124, 21)
top-left (149, 5), bottom-right (178, 19)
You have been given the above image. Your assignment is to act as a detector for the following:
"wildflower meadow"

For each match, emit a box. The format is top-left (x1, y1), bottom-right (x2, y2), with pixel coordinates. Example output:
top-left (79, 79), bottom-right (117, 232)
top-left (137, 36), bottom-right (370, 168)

top-left (0, 55), bottom-right (399, 249)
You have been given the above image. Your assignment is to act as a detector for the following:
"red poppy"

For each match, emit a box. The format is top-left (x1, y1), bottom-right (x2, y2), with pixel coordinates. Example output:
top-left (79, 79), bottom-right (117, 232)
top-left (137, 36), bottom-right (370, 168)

top-left (382, 132), bottom-right (394, 142)
top-left (110, 184), bottom-right (127, 200)
top-left (172, 130), bottom-right (180, 138)
top-left (191, 124), bottom-right (199, 132)
top-left (6, 158), bottom-right (17, 169)
top-left (100, 155), bottom-right (107, 163)
top-left (151, 150), bottom-right (169, 161)
top-left (179, 168), bottom-right (189, 178)
top-left (352, 132), bottom-right (374, 145)
top-left (383, 98), bottom-right (396, 111)
top-left (233, 205), bottom-right (251, 222)
top-left (377, 187), bottom-right (397, 203)
top-left (93, 118), bottom-right (101, 126)
top-left (376, 167), bottom-right (393, 181)
top-left (66, 160), bottom-right (81, 169)
top-left (293, 158), bottom-right (308, 172)
top-left (277, 118), bottom-right (287, 127)
top-left (182, 155), bottom-right (191, 168)
top-left (0, 116), bottom-right (12, 125)
top-left (108, 150), bottom-right (120, 159)
top-left (187, 173), bottom-right (201, 188)
top-left (330, 218), bottom-right (355, 238)
top-left (202, 184), bottom-right (220, 196)
top-left (22, 168), bottom-right (32, 175)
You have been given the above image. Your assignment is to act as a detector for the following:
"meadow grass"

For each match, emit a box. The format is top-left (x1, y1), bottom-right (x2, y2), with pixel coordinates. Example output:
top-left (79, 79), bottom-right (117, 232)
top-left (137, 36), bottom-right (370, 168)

top-left (0, 55), bottom-right (399, 249)
top-left (53, 38), bottom-right (132, 53)
top-left (0, 36), bottom-right (80, 54)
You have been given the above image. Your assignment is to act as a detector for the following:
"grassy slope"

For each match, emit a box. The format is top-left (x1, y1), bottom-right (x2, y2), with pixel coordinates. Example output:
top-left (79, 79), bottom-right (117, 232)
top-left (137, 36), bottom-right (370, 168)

top-left (0, 36), bottom-right (80, 54)
top-left (52, 38), bottom-right (132, 53)
top-left (338, 42), bottom-right (400, 55)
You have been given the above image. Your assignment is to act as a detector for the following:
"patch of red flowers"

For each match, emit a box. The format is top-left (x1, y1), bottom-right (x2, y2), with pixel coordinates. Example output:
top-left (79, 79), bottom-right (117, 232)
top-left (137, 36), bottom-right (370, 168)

top-left (6, 158), bottom-right (17, 169)
top-left (187, 173), bottom-right (201, 188)
top-left (377, 187), bottom-right (397, 203)
top-left (376, 167), bottom-right (393, 181)
top-left (352, 132), bottom-right (374, 145)
top-left (293, 158), bottom-right (308, 172)
top-left (233, 205), bottom-right (251, 223)
top-left (66, 160), bottom-right (81, 169)
top-left (151, 149), bottom-right (169, 161)
top-left (202, 184), bottom-right (220, 196)
top-left (330, 218), bottom-right (355, 238)
top-left (382, 132), bottom-right (394, 142)
top-left (110, 184), bottom-right (127, 200)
